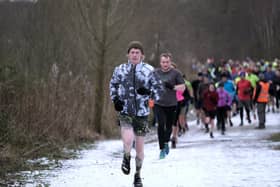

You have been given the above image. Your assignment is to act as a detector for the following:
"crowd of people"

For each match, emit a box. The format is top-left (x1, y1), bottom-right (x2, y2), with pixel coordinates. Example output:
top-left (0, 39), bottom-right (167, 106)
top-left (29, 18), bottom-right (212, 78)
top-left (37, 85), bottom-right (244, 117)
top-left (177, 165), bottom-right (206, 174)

top-left (167, 57), bottom-right (280, 145)
top-left (189, 57), bottom-right (280, 132)
top-left (109, 41), bottom-right (280, 187)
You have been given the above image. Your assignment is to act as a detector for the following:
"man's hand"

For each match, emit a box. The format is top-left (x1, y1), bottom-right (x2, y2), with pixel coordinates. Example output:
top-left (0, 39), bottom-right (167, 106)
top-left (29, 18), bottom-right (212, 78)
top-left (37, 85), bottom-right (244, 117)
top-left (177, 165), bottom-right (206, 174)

top-left (113, 98), bottom-right (124, 111)
top-left (243, 88), bottom-right (252, 95)
top-left (164, 82), bottom-right (174, 90)
top-left (137, 87), bottom-right (151, 95)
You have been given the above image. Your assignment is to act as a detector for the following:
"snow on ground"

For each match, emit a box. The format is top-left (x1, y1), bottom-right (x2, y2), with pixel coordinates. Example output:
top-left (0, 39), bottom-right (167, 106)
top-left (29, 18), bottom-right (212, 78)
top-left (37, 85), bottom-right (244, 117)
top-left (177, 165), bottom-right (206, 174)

top-left (30, 112), bottom-right (280, 187)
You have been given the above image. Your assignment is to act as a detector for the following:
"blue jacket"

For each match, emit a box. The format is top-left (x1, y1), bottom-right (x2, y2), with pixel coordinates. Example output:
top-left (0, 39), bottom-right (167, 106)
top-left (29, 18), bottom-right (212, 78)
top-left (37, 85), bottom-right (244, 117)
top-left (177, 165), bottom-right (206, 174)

top-left (223, 80), bottom-right (236, 100)
top-left (264, 71), bottom-right (275, 82)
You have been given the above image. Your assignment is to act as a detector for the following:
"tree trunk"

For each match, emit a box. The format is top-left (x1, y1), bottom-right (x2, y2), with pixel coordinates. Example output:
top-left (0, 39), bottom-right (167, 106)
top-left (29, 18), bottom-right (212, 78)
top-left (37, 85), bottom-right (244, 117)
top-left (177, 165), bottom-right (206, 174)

top-left (93, 51), bottom-right (106, 134)
top-left (93, 0), bottom-right (109, 134)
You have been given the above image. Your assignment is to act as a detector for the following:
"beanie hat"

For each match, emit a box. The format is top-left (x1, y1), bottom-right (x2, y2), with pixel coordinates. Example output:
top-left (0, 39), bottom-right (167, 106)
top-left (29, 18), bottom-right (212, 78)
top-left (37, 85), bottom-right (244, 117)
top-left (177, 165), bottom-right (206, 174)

top-left (127, 41), bottom-right (144, 54)
top-left (239, 71), bottom-right (246, 77)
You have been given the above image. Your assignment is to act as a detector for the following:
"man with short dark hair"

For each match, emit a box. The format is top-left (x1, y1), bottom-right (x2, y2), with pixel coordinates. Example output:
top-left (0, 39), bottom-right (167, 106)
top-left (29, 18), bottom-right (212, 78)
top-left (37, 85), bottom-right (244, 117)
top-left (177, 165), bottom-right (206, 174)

top-left (191, 72), bottom-right (204, 125)
top-left (236, 72), bottom-right (252, 126)
top-left (110, 41), bottom-right (162, 187)
top-left (154, 53), bottom-right (185, 159)
top-left (221, 73), bottom-right (236, 126)
top-left (253, 73), bottom-right (271, 129)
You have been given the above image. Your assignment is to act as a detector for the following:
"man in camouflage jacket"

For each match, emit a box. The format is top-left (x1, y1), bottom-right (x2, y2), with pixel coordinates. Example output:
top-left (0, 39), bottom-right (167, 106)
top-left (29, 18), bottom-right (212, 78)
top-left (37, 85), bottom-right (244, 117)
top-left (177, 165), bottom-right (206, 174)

top-left (109, 41), bottom-right (162, 187)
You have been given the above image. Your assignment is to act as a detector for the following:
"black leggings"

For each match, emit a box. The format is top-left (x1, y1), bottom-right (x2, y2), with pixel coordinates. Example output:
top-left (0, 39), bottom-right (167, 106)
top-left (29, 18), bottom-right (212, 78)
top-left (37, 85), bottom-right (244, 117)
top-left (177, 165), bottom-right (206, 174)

top-left (276, 92), bottom-right (280, 109)
top-left (238, 100), bottom-right (251, 122)
top-left (217, 106), bottom-right (227, 132)
top-left (154, 105), bottom-right (176, 150)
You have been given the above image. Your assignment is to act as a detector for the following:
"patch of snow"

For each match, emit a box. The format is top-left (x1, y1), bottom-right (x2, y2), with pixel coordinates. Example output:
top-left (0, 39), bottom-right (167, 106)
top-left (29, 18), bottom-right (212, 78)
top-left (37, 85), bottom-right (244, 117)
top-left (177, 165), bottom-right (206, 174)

top-left (27, 112), bottom-right (280, 187)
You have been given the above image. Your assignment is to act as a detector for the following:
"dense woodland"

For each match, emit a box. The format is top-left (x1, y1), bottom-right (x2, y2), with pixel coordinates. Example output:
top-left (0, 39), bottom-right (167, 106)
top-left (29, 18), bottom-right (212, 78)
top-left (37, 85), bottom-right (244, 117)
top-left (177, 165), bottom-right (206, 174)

top-left (0, 0), bottom-right (280, 168)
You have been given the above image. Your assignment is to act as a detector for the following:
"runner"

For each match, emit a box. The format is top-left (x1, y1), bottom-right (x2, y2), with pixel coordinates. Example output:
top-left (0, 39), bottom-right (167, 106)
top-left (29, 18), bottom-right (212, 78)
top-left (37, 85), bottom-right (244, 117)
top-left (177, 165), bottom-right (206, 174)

top-left (236, 71), bottom-right (252, 126)
top-left (202, 83), bottom-right (219, 138)
top-left (273, 69), bottom-right (280, 111)
top-left (198, 74), bottom-right (210, 132)
top-left (154, 53), bottom-right (185, 159)
top-left (253, 73), bottom-right (271, 129)
top-left (191, 72), bottom-right (204, 125)
top-left (110, 41), bottom-right (162, 187)
top-left (221, 73), bottom-right (236, 126)
top-left (264, 64), bottom-right (276, 112)
top-left (216, 82), bottom-right (232, 135)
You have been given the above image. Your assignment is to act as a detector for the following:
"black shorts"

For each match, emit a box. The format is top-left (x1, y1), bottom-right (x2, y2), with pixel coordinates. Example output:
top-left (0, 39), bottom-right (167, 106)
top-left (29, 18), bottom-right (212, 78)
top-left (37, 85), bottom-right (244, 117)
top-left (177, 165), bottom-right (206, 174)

top-left (225, 105), bottom-right (231, 111)
top-left (232, 95), bottom-right (238, 104)
top-left (203, 109), bottom-right (216, 119)
top-left (185, 101), bottom-right (189, 113)
top-left (194, 99), bottom-right (203, 109)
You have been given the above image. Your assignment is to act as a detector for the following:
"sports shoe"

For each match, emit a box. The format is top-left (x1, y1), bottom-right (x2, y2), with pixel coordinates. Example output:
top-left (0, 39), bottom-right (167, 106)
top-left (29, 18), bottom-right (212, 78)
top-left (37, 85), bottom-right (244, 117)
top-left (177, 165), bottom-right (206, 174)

top-left (159, 149), bottom-right (166, 159)
top-left (210, 132), bottom-right (214, 138)
top-left (204, 124), bottom-right (209, 133)
top-left (255, 123), bottom-right (265, 129)
top-left (185, 123), bottom-right (189, 131)
top-left (121, 154), bottom-right (131, 175)
top-left (239, 121), bottom-right (243, 126)
top-left (229, 120), bottom-right (233, 127)
top-left (164, 143), bottom-right (169, 155)
top-left (133, 173), bottom-right (143, 187)
top-left (248, 118), bottom-right (251, 124)
top-left (182, 127), bottom-right (186, 134)
top-left (178, 130), bottom-right (183, 137)
top-left (171, 137), bottom-right (176, 148)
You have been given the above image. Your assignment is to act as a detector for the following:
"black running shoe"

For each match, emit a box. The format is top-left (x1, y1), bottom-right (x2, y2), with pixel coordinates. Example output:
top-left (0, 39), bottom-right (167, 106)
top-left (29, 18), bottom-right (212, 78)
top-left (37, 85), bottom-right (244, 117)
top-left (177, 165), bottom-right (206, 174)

top-left (133, 173), bottom-right (143, 187)
top-left (248, 118), bottom-right (251, 124)
top-left (210, 132), bottom-right (214, 138)
top-left (171, 137), bottom-right (176, 148)
top-left (185, 123), bottom-right (189, 131)
top-left (121, 154), bottom-right (131, 175)
top-left (229, 120), bottom-right (233, 127)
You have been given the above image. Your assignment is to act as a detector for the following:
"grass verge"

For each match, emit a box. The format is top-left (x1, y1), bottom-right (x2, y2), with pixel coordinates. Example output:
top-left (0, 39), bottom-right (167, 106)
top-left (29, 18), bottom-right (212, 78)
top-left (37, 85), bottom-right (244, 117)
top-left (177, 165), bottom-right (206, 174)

top-left (268, 132), bottom-right (280, 150)
top-left (0, 140), bottom-right (95, 186)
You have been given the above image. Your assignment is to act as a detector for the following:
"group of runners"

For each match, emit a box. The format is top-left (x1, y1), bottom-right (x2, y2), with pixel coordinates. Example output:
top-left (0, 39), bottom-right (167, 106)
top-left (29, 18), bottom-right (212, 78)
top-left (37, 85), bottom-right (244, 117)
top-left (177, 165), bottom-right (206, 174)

top-left (166, 57), bottom-right (280, 148)
top-left (109, 41), bottom-right (280, 187)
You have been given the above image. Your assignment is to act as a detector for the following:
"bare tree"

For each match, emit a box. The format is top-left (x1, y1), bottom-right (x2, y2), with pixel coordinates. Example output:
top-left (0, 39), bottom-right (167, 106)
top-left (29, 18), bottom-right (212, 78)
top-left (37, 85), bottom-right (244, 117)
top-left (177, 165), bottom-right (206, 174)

top-left (75, 0), bottom-right (136, 133)
top-left (249, 0), bottom-right (280, 57)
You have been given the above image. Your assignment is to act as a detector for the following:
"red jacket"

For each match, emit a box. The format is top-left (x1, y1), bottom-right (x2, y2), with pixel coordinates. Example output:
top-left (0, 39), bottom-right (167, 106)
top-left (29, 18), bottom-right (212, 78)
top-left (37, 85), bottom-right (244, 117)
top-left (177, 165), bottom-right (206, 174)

top-left (203, 90), bottom-right (218, 111)
top-left (237, 79), bottom-right (252, 101)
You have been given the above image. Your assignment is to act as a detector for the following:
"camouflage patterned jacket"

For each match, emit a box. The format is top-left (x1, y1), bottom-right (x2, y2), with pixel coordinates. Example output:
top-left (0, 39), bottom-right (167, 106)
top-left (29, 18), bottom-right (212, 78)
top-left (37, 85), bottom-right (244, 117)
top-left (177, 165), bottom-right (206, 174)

top-left (110, 61), bottom-right (162, 116)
